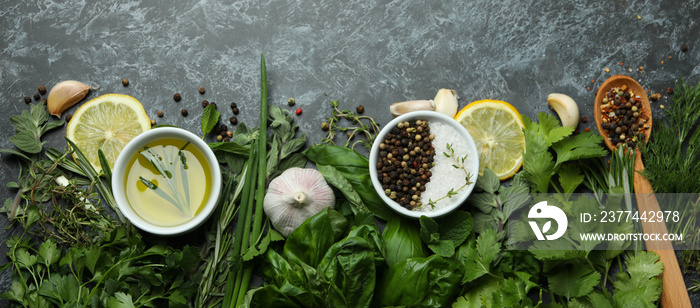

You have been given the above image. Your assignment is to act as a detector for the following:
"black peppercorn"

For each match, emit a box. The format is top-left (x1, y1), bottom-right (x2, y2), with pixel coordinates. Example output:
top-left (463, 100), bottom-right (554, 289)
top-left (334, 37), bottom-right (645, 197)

top-left (33, 93), bottom-right (40, 100)
top-left (230, 102), bottom-right (237, 109)
top-left (232, 107), bottom-right (239, 115)
top-left (201, 100), bottom-right (209, 108)
top-left (219, 124), bottom-right (227, 133)
top-left (229, 116), bottom-right (238, 125)
top-left (122, 78), bottom-right (129, 86)
top-left (157, 110), bottom-right (164, 117)
top-left (23, 96), bottom-right (31, 104)
top-left (198, 86), bottom-right (205, 94)
top-left (65, 114), bottom-right (72, 122)
top-left (181, 109), bottom-right (188, 116)
top-left (173, 93), bottom-right (181, 101)
top-left (681, 44), bottom-right (689, 52)
top-left (38, 85), bottom-right (46, 94)
top-left (356, 105), bottom-right (365, 114)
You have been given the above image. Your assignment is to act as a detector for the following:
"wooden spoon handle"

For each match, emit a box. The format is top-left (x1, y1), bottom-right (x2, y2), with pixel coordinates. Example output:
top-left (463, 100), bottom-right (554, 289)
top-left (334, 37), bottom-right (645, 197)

top-left (633, 153), bottom-right (691, 308)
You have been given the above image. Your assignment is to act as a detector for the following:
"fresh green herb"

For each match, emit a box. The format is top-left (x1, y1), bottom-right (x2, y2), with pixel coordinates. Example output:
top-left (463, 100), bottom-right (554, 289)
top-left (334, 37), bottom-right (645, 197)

top-left (223, 54), bottom-right (271, 308)
top-left (382, 216), bottom-right (426, 267)
top-left (137, 143), bottom-right (192, 215)
top-left (304, 145), bottom-right (396, 221)
top-left (640, 77), bottom-right (700, 271)
top-left (522, 112), bottom-right (607, 193)
top-left (419, 211), bottom-right (472, 257)
top-left (267, 105), bottom-right (307, 179)
top-left (201, 103), bottom-right (221, 139)
top-left (468, 167), bottom-right (530, 237)
top-left (9, 102), bottom-right (65, 154)
top-left (2, 227), bottom-right (200, 307)
top-left (320, 100), bottom-right (380, 150)
top-left (423, 143), bottom-right (474, 209)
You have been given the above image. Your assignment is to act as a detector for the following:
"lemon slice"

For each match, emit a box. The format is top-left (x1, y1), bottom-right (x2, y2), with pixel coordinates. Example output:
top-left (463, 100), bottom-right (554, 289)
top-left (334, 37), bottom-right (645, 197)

top-left (66, 94), bottom-right (151, 173)
top-left (454, 99), bottom-right (525, 180)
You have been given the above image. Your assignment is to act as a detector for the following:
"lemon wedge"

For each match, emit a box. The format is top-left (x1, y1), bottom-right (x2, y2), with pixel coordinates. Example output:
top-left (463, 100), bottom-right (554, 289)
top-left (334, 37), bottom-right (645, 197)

top-left (454, 99), bottom-right (525, 180)
top-left (66, 94), bottom-right (151, 173)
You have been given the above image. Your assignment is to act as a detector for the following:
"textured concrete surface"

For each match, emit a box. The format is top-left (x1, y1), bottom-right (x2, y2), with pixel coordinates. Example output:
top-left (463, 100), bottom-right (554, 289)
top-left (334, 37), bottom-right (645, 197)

top-left (1, 0), bottom-right (699, 305)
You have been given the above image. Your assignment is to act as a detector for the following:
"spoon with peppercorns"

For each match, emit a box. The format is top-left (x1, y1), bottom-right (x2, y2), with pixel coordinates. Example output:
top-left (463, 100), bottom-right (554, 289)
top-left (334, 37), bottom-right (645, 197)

top-left (594, 75), bottom-right (690, 308)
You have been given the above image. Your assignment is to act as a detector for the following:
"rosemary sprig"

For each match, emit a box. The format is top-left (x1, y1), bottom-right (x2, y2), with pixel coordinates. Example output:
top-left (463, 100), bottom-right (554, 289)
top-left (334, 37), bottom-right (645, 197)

top-left (320, 100), bottom-right (380, 150)
top-left (423, 143), bottom-right (474, 209)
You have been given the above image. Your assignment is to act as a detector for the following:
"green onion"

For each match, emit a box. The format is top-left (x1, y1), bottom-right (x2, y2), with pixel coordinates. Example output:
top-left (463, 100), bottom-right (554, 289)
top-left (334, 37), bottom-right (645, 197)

top-left (223, 54), bottom-right (269, 308)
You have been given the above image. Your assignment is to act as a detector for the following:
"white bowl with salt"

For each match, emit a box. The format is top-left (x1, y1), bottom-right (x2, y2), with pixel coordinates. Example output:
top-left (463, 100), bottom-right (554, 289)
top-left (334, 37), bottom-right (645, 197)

top-left (369, 111), bottom-right (479, 218)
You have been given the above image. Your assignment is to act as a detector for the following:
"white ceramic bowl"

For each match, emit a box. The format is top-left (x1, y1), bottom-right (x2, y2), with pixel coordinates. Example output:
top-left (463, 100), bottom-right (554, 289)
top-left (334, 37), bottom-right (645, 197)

top-left (112, 127), bottom-right (221, 235)
top-left (369, 111), bottom-right (479, 218)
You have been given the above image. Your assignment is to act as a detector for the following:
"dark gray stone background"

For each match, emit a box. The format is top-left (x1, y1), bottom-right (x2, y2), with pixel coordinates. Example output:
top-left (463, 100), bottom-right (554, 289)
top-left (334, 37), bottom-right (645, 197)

top-left (1, 0), bottom-right (699, 305)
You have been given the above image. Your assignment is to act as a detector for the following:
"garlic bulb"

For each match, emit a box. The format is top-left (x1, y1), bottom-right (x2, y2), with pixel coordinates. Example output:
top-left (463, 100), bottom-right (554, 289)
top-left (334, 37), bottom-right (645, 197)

top-left (263, 167), bottom-right (336, 237)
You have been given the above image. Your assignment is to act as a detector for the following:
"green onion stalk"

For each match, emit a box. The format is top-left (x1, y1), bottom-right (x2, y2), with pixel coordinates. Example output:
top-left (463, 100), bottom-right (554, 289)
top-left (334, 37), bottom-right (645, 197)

top-left (222, 54), bottom-right (269, 307)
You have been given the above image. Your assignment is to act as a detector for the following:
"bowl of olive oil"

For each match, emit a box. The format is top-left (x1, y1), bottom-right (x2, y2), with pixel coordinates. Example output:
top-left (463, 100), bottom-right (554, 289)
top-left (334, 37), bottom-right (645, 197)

top-left (112, 127), bottom-right (221, 235)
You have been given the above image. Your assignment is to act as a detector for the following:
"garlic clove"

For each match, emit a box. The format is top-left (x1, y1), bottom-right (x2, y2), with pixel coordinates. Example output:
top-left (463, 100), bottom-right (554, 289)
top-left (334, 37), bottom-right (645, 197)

top-left (433, 88), bottom-right (459, 118)
top-left (263, 167), bottom-right (335, 237)
top-left (47, 80), bottom-right (95, 117)
top-left (547, 93), bottom-right (579, 128)
top-left (389, 100), bottom-right (435, 117)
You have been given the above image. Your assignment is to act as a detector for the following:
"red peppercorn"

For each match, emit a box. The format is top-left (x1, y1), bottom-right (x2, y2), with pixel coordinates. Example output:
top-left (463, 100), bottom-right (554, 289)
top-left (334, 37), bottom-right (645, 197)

top-left (295, 108), bottom-right (302, 115)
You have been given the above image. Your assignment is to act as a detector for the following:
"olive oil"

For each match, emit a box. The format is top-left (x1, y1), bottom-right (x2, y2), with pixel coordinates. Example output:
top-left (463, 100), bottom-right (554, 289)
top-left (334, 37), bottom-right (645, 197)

top-left (124, 137), bottom-right (212, 226)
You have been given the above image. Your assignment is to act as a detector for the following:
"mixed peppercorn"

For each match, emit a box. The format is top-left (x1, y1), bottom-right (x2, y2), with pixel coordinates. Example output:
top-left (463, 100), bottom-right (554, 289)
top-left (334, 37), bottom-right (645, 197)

top-left (376, 120), bottom-right (436, 210)
top-left (599, 85), bottom-right (649, 148)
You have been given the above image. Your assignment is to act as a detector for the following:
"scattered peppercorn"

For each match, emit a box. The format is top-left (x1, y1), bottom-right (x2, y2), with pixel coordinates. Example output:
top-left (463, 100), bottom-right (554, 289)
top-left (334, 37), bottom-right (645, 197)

top-left (173, 93), bottom-right (181, 102)
top-left (650, 93), bottom-right (661, 101)
top-left (157, 110), bottom-right (164, 117)
top-left (288, 97), bottom-right (295, 106)
top-left (295, 108), bottom-right (302, 115)
top-left (122, 78), bottom-right (129, 86)
top-left (150, 119), bottom-right (156, 126)
top-left (681, 44), bottom-right (689, 52)
top-left (230, 102), bottom-right (237, 109)
top-left (23, 96), bottom-right (31, 104)
top-left (660, 105), bottom-right (665, 109)
top-left (216, 135), bottom-right (223, 142)
top-left (227, 131), bottom-right (233, 138)
top-left (65, 114), bottom-right (72, 122)
top-left (667, 87), bottom-right (674, 95)
top-left (198, 86), bottom-right (205, 94)
top-left (38, 85), bottom-right (46, 94)
top-left (219, 124), bottom-right (227, 133)
top-left (223, 137), bottom-right (230, 142)
top-left (181, 109), bottom-right (188, 116)
top-left (581, 116), bottom-right (588, 123)
top-left (201, 100), bottom-right (209, 108)
top-left (33, 93), bottom-right (40, 100)
top-left (232, 107), bottom-right (239, 115)
top-left (229, 116), bottom-right (238, 125)
top-left (584, 128), bottom-right (590, 132)
top-left (356, 105), bottom-right (365, 114)
top-left (321, 122), bottom-right (329, 131)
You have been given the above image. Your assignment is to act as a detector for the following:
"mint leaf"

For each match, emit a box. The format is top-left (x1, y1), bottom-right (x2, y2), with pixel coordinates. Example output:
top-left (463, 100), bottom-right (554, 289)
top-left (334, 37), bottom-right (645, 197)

top-left (201, 104), bottom-right (220, 138)
top-left (437, 211), bottom-right (472, 247)
top-left (40, 119), bottom-right (65, 135)
top-left (476, 167), bottom-right (499, 193)
top-left (10, 130), bottom-right (43, 154)
top-left (548, 261), bottom-right (600, 299)
top-left (419, 216), bottom-right (439, 244)
top-left (30, 101), bottom-right (50, 126)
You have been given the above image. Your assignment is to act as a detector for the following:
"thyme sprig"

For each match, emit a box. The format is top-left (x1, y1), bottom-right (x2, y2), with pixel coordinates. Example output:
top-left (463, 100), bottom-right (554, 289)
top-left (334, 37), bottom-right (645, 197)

top-left (320, 100), bottom-right (380, 150)
top-left (423, 143), bottom-right (473, 209)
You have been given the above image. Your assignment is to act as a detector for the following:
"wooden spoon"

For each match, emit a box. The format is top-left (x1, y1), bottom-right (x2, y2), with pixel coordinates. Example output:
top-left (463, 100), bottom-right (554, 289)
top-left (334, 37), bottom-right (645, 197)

top-left (594, 75), bottom-right (690, 308)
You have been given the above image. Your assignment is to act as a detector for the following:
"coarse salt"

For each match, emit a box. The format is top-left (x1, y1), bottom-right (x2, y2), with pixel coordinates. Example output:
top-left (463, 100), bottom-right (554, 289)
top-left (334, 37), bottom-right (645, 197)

top-left (417, 121), bottom-right (473, 212)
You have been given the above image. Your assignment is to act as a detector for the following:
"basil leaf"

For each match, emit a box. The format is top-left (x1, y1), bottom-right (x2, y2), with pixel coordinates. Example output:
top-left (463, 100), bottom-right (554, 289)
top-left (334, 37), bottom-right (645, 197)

top-left (383, 216), bottom-right (426, 267)
top-left (200, 104), bottom-right (220, 138)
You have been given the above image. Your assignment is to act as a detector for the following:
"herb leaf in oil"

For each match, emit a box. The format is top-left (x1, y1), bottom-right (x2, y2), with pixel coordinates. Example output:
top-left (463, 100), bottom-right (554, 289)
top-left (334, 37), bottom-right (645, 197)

top-left (138, 143), bottom-right (192, 215)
